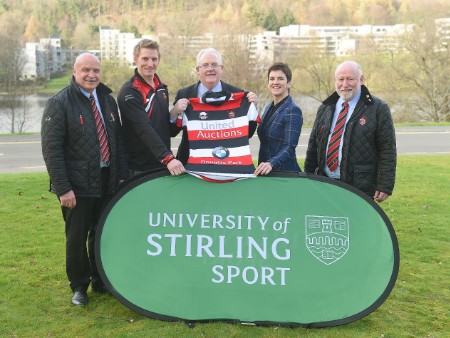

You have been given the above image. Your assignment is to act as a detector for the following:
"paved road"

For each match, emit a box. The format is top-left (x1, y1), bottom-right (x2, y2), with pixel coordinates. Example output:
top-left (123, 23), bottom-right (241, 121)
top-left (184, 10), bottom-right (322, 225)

top-left (0, 126), bottom-right (449, 174)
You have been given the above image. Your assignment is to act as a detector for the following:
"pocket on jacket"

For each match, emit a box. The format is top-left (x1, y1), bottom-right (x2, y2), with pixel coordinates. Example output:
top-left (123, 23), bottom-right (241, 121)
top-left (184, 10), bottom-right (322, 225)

top-left (66, 160), bottom-right (88, 192)
top-left (353, 164), bottom-right (375, 192)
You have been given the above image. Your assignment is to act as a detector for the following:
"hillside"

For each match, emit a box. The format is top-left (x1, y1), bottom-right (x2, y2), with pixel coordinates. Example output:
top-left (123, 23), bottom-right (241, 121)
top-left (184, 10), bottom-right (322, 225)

top-left (1, 0), bottom-right (450, 50)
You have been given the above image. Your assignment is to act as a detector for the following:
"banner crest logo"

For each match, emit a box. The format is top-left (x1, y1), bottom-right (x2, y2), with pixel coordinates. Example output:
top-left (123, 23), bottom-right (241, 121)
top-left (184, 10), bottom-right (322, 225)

top-left (305, 215), bottom-right (350, 265)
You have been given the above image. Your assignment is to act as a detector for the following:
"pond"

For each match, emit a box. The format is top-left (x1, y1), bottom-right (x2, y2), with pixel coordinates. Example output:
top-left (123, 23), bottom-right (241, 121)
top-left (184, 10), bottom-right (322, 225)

top-left (0, 93), bottom-right (323, 134)
top-left (0, 94), bottom-right (51, 134)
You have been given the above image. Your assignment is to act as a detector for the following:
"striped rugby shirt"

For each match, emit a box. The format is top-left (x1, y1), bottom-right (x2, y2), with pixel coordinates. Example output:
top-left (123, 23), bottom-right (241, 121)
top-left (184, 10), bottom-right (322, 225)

top-left (177, 91), bottom-right (260, 182)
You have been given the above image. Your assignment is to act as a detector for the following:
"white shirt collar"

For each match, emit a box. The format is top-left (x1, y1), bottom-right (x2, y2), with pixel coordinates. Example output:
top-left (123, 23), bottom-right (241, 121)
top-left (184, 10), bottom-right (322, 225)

top-left (197, 82), bottom-right (223, 97)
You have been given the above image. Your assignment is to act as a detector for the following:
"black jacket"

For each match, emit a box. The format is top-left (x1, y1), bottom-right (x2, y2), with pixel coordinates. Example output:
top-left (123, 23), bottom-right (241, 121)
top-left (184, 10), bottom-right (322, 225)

top-left (41, 77), bottom-right (128, 197)
top-left (173, 81), bottom-right (257, 164)
top-left (304, 85), bottom-right (397, 196)
top-left (117, 71), bottom-right (179, 171)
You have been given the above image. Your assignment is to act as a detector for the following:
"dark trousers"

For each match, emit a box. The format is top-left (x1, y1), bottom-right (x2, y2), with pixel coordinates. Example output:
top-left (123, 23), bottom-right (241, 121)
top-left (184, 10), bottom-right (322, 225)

top-left (60, 169), bottom-right (109, 292)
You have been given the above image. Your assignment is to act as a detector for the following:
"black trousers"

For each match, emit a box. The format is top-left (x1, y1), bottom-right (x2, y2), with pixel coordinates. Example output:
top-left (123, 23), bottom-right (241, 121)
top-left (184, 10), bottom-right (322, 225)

top-left (60, 168), bottom-right (109, 292)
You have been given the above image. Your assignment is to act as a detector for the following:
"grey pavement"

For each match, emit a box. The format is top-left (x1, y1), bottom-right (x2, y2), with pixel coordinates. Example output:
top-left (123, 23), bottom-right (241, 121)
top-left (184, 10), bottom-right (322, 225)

top-left (0, 126), bottom-right (449, 174)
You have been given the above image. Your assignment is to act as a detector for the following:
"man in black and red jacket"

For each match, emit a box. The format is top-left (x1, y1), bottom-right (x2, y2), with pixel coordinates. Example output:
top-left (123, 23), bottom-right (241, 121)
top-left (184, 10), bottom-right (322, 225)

top-left (117, 39), bottom-right (185, 176)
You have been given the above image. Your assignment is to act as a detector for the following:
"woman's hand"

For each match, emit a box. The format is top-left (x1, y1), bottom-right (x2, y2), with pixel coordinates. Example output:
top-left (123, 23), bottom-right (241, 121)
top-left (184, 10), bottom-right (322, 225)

top-left (254, 162), bottom-right (272, 176)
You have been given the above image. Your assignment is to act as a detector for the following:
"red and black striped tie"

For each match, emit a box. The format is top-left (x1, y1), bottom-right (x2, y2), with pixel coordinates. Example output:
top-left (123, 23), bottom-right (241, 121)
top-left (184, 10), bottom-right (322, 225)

top-left (90, 94), bottom-right (110, 164)
top-left (326, 101), bottom-right (349, 172)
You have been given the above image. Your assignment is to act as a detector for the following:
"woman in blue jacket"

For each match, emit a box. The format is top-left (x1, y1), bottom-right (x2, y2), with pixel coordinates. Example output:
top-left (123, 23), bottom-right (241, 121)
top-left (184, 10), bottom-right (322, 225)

top-left (254, 63), bottom-right (303, 175)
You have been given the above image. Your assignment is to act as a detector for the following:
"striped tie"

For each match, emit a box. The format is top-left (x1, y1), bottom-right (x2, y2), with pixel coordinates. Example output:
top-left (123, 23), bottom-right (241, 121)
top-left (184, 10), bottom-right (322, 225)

top-left (326, 101), bottom-right (349, 172)
top-left (90, 94), bottom-right (110, 164)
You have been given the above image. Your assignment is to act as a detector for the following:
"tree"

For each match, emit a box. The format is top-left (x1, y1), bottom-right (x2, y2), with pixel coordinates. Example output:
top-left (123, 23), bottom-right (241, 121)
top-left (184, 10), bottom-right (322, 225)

top-left (220, 34), bottom-right (271, 111)
top-left (287, 47), bottom-right (337, 102)
top-left (0, 12), bottom-right (33, 134)
top-left (99, 59), bottom-right (132, 94)
top-left (389, 19), bottom-right (450, 122)
top-left (71, 18), bottom-right (95, 50)
top-left (158, 14), bottom-right (202, 94)
top-left (263, 8), bottom-right (279, 31)
top-left (245, 0), bottom-right (266, 28)
top-left (23, 14), bottom-right (39, 42)
top-left (279, 9), bottom-right (296, 27)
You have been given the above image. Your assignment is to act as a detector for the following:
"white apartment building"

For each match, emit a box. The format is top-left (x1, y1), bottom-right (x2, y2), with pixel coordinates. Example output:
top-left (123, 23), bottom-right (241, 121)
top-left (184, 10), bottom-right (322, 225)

top-left (99, 27), bottom-right (217, 65)
top-left (20, 19), bottom-right (450, 80)
top-left (435, 17), bottom-right (450, 46)
top-left (159, 32), bottom-right (215, 51)
top-left (277, 23), bottom-right (413, 56)
top-left (249, 31), bottom-right (279, 65)
top-left (98, 22), bottom-right (416, 70)
top-left (22, 37), bottom-right (63, 80)
top-left (99, 26), bottom-right (158, 65)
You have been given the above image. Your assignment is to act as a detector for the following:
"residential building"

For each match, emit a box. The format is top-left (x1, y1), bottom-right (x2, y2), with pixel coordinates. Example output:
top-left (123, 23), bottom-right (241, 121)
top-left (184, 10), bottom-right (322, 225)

top-left (435, 17), bottom-right (450, 46)
top-left (20, 18), bottom-right (450, 80)
top-left (99, 26), bottom-right (158, 65)
top-left (22, 37), bottom-right (63, 80)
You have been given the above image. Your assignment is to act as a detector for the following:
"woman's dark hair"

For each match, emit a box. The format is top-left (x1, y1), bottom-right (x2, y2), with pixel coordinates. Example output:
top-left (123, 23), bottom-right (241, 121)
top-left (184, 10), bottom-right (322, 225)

top-left (267, 62), bottom-right (292, 83)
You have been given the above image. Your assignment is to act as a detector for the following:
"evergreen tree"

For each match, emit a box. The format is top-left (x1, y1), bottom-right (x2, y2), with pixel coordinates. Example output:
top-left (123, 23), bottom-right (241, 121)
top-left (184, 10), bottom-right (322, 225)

top-left (280, 9), bottom-right (296, 27)
top-left (245, 1), bottom-right (266, 28)
top-left (263, 8), bottom-right (279, 31)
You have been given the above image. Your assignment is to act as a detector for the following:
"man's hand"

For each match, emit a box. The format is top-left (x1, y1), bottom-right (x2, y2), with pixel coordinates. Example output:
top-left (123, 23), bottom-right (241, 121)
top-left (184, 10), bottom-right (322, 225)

top-left (374, 191), bottom-right (389, 202)
top-left (170, 98), bottom-right (190, 118)
top-left (167, 159), bottom-right (186, 176)
top-left (60, 190), bottom-right (76, 209)
top-left (254, 162), bottom-right (272, 176)
top-left (247, 92), bottom-right (259, 106)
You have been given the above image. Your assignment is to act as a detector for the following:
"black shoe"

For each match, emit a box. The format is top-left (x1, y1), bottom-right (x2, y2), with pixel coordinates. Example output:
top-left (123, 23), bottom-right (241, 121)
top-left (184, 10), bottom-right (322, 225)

top-left (71, 291), bottom-right (89, 306)
top-left (92, 283), bottom-right (109, 294)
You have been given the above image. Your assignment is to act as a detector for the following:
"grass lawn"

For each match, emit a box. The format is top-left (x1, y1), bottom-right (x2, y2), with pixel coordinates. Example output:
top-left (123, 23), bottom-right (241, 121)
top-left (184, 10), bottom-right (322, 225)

top-left (0, 155), bottom-right (448, 337)
top-left (36, 72), bottom-right (72, 95)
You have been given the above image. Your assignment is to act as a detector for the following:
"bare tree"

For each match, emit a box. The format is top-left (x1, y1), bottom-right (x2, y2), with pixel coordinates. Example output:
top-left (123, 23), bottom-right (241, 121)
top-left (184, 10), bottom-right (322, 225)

top-left (288, 47), bottom-right (337, 102)
top-left (0, 85), bottom-right (34, 133)
top-left (279, 41), bottom-right (338, 102)
top-left (0, 18), bottom-right (32, 133)
top-left (100, 59), bottom-right (133, 94)
top-left (389, 19), bottom-right (450, 122)
top-left (158, 15), bottom-right (201, 95)
top-left (219, 34), bottom-right (271, 111)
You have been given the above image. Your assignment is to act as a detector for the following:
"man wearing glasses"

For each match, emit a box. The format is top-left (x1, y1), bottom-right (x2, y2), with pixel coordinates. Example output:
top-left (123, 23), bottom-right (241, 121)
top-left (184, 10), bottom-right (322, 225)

top-left (170, 48), bottom-right (258, 164)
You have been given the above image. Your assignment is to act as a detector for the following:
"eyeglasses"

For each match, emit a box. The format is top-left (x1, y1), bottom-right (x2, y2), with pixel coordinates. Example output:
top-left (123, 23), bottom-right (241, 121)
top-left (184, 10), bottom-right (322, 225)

top-left (336, 77), bottom-right (357, 83)
top-left (198, 63), bottom-right (222, 69)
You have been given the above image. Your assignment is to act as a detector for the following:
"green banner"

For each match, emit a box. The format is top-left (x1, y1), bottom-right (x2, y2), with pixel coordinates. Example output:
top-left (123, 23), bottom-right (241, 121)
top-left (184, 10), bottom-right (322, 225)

top-left (96, 172), bottom-right (399, 327)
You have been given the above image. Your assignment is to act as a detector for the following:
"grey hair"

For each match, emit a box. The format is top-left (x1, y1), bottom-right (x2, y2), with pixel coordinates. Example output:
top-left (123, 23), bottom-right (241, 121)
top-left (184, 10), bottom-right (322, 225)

top-left (74, 52), bottom-right (99, 67)
top-left (335, 61), bottom-right (363, 77)
top-left (196, 48), bottom-right (223, 66)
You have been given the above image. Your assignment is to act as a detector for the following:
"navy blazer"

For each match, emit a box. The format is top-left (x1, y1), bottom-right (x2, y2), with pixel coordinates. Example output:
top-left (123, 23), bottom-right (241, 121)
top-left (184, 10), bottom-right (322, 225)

top-left (257, 95), bottom-right (303, 171)
top-left (173, 81), bottom-right (257, 164)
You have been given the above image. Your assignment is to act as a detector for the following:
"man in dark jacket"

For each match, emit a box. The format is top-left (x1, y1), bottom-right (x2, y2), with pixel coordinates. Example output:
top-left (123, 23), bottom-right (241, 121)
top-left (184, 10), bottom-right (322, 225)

top-left (170, 48), bottom-right (258, 164)
top-left (117, 39), bottom-right (185, 176)
top-left (304, 61), bottom-right (396, 202)
top-left (41, 53), bottom-right (129, 306)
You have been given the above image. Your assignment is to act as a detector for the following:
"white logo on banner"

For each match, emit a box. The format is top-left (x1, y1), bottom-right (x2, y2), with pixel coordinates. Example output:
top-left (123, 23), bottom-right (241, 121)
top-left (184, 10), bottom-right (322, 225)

top-left (305, 215), bottom-right (349, 265)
